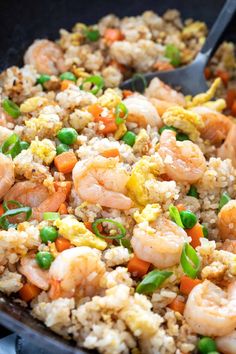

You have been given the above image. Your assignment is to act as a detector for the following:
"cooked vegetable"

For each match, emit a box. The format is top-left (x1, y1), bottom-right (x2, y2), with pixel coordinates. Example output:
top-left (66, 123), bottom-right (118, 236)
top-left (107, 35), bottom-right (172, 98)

top-left (92, 218), bottom-right (126, 239)
top-left (180, 243), bottom-right (200, 279)
top-left (202, 224), bottom-right (209, 238)
top-left (180, 275), bottom-right (201, 295)
top-left (58, 203), bottom-right (68, 215)
top-left (187, 185), bottom-right (199, 198)
top-left (54, 151), bottom-right (77, 173)
top-left (0, 206), bottom-right (32, 230)
top-left (176, 132), bottom-right (189, 141)
top-left (169, 204), bottom-right (184, 228)
top-left (55, 236), bottom-right (71, 252)
top-left (88, 104), bottom-right (117, 135)
top-left (168, 297), bottom-right (185, 314)
top-left (164, 44), bottom-right (181, 67)
top-left (2, 99), bottom-right (20, 118)
top-left (180, 210), bottom-right (198, 229)
top-left (84, 27), bottom-right (100, 42)
top-left (104, 28), bottom-right (123, 44)
top-left (115, 102), bottom-right (128, 125)
top-left (56, 143), bottom-right (70, 155)
top-left (35, 251), bottom-right (54, 270)
top-left (121, 131), bottom-right (136, 146)
top-left (20, 141), bottom-right (30, 151)
top-left (136, 269), bottom-right (173, 294)
top-left (158, 125), bottom-right (177, 135)
top-left (36, 74), bottom-right (51, 85)
top-left (187, 223), bottom-right (204, 248)
top-left (43, 212), bottom-right (60, 221)
top-left (40, 226), bottom-right (58, 243)
top-left (197, 337), bottom-right (217, 354)
top-left (57, 127), bottom-right (78, 145)
top-left (80, 75), bottom-right (104, 95)
top-left (19, 283), bottom-right (41, 302)
top-left (127, 255), bottom-right (150, 277)
top-left (60, 71), bottom-right (77, 82)
top-left (101, 148), bottom-right (120, 158)
top-left (218, 191), bottom-right (231, 211)
top-left (60, 80), bottom-right (72, 91)
top-left (1, 134), bottom-right (21, 158)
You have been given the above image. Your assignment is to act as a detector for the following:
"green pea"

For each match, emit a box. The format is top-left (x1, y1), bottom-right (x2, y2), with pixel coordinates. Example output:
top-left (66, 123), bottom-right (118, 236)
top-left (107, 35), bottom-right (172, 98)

top-left (40, 226), bottom-right (58, 244)
top-left (56, 143), bottom-right (70, 155)
top-left (165, 44), bottom-right (181, 67)
top-left (197, 337), bottom-right (217, 354)
top-left (158, 125), bottom-right (177, 135)
top-left (180, 210), bottom-right (198, 229)
top-left (202, 224), bottom-right (209, 238)
top-left (57, 128), bottom-right (78, 145)
top-left (84, 29), bottom-right (100, 42)
top-left (121, 131), bottom-right (136, 147)
top-left (36, 74), bottom-right (51, 85)
top-left (176, 132), bottom-right (189, 141)
top-left (187, 185), bottom-right (199, 199)
top-left (60, 72), bottom-right (77, 82)
top-left (20, 141), bottom-right (30, 151)
top-left (35, 252), bottom-right (54, 270)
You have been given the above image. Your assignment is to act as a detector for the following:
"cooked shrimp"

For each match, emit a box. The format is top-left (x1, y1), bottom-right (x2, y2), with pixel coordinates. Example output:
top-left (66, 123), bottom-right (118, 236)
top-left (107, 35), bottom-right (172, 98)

top-left (24, 39), bottom-right (67, 75)
top-left (218, 200), bottom-right (236, 241)
top-left (145, 77), bottom-right (186, 106)
top-left (0, 153), bottom-right (15, 200)
top-left (216, 330), bottom-right (236, 354)
top-left (18, 254), bottom-right (49, 290)
top-left (217, 124), bottom-right (236, 167)
top-left (131, 216), bottom-right (189, 268)
top-left (192, 106), bottom-right (233, 146)
top-left (49, 246), bottom-right (105, 299)
top-left (72, 155), bottom-right (133, 210)
top-left (158, 129), bottom-right (206, 183)
top-left (4, 181), bottom-right (67, 220)
top-left (123, 95), bottom-right (162, 127)
top-left (184, 280), bottom-right (236, 337)
top-left (222, 239), bottom-right (236, 254)
top-left (149, 97), bottom-right (177, 117)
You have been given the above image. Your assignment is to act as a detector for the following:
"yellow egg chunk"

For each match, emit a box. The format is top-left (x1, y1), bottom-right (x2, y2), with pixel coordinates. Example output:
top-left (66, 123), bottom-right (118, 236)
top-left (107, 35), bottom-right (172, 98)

top-left (133, 204), bottom-right (161, 223)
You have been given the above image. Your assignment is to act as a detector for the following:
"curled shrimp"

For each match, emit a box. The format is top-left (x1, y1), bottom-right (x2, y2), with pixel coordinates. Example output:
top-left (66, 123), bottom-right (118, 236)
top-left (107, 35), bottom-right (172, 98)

top-left (158, 129), bottom-right (206, 183)
top-left (218, 200), bottom-right (236, 241)
top-left (149, 97), bottom-right (177, 117)
top-left (72, 155), bottom-right (133, 210)
top-left (145, 77), bottom-right (186, 106)
top-left (192, 106), bottom-right (233, 146)
top-left (24, 39), bottom-right (68, 75)
top-left (49, 246), bottom-right (105, 299)
top-left (123, 95), bottom-right (162, 127)
top-left (217, 124), bottom-right (236, 168)
top-left (216, 330), bottom-right (236, 354)
top-left (184, 280), bottom-right (236, 337)
top-left (0, 153), bottom-right (15, 200)
top-left (131, 217), bottom-right (189, 268)
top-left (4, 181), bottom-right (67, 220)
top-left (18, 254), bottom-right (49, 290)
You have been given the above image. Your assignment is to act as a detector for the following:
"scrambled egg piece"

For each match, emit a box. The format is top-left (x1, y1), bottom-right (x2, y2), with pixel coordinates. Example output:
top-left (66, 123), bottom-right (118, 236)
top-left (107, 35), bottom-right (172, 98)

top-left (133, 204), bottom-right (161, 223)
top-left (69, 109), bottom-right (93, 131)
top-left (97, 88), bottom-right (122, 109)
top-left (133, 129), bottom-right (150, 155)
top-left (126, 155), bottom-right (164, 206)
top-left (54, 216), bottom-right (107, 251)
top-left (187, 78), bottom-right (222, 108)
top-left (20, 96), bottom-right (49, 113)
top-left (114, 122), bottom-right (127, 140)
top-left (25, 113), bottom-right (62, 138)
top-left (203, 98), bottom-right (226, 112)
top-left (182, 21), bottom-right (207, 39)
top-left (162, 106), bottom-right (204, 141)
top-left (30, 138), bottom-right (56, 165)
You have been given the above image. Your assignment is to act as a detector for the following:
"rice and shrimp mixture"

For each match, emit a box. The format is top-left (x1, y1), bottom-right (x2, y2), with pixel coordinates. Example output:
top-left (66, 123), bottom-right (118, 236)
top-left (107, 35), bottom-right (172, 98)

top-left (0, 9), bottom-right (236, 354)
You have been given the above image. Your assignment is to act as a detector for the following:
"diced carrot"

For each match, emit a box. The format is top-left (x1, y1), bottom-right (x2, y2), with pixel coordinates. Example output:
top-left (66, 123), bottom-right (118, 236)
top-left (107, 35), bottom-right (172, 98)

top-left (54, 181), bottom-right (72, 197)
top-left (226, 88), bottom-right (236, 109)
top-left (204, 67), bottom-right (212, 80)
top-left (186, 223), bottom-right (204, 248)
top-left (168, 297), bottom-right (185, 314)
top-left (231, 100), bottom-right (236, 117)
top-left (54, 152), bottom-right (77, 174)
top-left (60, 79), bottom-right (72, 91)
top-left (0, 204), bottom-right (4, 216)
top-left (104, 28), bottom-right (124, 44)
top-left (19, 283), bottom-right (41, 302)
top-left (128, 255), bottom-right (150, 277)
top-left (58, 203), bottom-right (68, 215)
top-left (176, 204), bottom-right (186, 212)
top-left (88, 104), bottom-right (103, 120)
top-left (123, 90), bottom-right (133, 99)
top-left (216, 69), bottom-right (230, 87)
top-left (101, 148), bottom-right (120, 158)
top-left (55, 236), bottom-right (71, 252)
top-left (49, 279), bottom-right (61, 300)
top-left (88, 104), bottom-right (117, 135)
top-left (101, 119), bottom-right (117, 134)
top-left (180, 275), bottom-right (202, 295)
top-left (153, 61), bottom-right (174, 71)
top-left (84, 221), bottom-right (103, 233)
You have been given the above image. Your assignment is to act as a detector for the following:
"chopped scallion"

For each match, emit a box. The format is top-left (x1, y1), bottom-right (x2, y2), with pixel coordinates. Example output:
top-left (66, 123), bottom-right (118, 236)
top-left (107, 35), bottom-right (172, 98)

top-left (0, 207), bottom-right (32, 230)
top-left (92, 218), bottom-right (126, 239)
top-left (115, 102), bottom-right (128, 125)
top-left (2, 99), bottom-right (20, 119)
top-left (180, 243), bottom-right (200, 279)
top-left (43, 212), bottom-right (60, 221)
top-left (80, 75), bottom-right (104, 95)
top-left (169, 204), bottom-right (184, 228)
top-left (1, 133), bottom-right (21, 158)
top-left (218, 192), bottom-right (231, 211)
top-left (136, 270), bottom-right (173, 294)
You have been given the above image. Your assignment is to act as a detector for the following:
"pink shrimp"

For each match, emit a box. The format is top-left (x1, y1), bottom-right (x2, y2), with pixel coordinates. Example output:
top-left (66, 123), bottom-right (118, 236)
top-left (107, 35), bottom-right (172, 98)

top-left (18, 254), bottom-right (49, 290)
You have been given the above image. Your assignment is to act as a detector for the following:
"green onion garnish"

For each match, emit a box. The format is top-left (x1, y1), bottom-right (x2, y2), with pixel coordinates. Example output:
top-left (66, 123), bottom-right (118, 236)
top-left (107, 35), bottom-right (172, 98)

top-left (169, 204), bottom-right (184, 228)
top-left (60, 72), bottom-right (77, 82)
top-left (165, 44), bottom-right (181, 67)
top-left (176, 132), bottom-right (189, 141)
top-left (159, 125), bottom-right (177, 135)
top-left (0, 207), bottom-right (32, 230)
top-left (180, 243), bottom-right (200, 279)
top-left (36, 74), bottom-right (51, 86)
top-left (43, 212), bottom-right (60, 221)
top-left (131, 73), bottom-right (147, 93)
top-left (115, 102), bottom-right (128, 125)
top-left (83, 27), bottom-right (100, 42)
top-left (119, 238), bottom-right (132, 251)
top-left (202, 224), bottom-right (208, 238)
top-left (187, 185), bottom-right (199, 199)
top-left (2, 99), bottom-right (20, 119)
top-left (218, 192), bottom-right (231, 211)
top-left (92, 218), bottom-right (126, 239)
top-left (3, 200), bottom-right (23, 212)
top-left (80, 75), bottom-right (104, 95)
top-left (1, 133), bottom-right (21, 158)
top-left (136, 270), bottom-right (173, 294)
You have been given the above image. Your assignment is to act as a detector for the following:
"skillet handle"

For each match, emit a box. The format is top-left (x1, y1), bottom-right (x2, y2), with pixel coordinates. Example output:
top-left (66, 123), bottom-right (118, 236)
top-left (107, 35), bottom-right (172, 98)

top-left (196, 0), bottom-right (236, 63)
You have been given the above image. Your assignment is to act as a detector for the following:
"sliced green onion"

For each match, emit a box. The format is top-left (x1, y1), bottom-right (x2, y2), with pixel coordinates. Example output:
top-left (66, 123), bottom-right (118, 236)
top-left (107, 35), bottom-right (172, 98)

top-left (180, 210), bottom-right (198, 229)
top-left (169, 204), bottom-right (184, 228)
top-left (115, 102), bottom-right (128, 125)
top-left (176, 132), bottom-right (189, 141)
top-left (80, 75), bottom-right (104, 95)
top-left (2, 99), bottom-right (20, 119)
top-left (3, 200), bottom-right (23, 212)
top-left (218, 192), bottom-right (231, 211)
top-left (136, 270), bottom-right (173, 294)
top-left (180, 243), bottom-right (200, 279)
top-left (131, 73), bottom-right (147, 93)
top-left (0, 207), bottom-right (32, 230)
top-left (187, 185), bottom-right (199, 199)
top-left (1, 134), bottom-right (21, 158)
top-left (92, 218), bottom-right (126, 240)
top-left (60, 72), bottom-right (77, 82)
top-left (43, 212), bottom-right (60, 221)
top-left (119, 238), bottom-right (132, 252)
top-left (36, 74), bottom-right (51, 85)
top-left (202, 224), bottom-right (208, 238)
top-left (20, 141), bottom-right (30, 151)
top-left (159, 125), bottom-right (177, 135)
top-left (165, 44), bottom-right (181, 67)
top-left (83, 27), bottom-right (100, 42)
